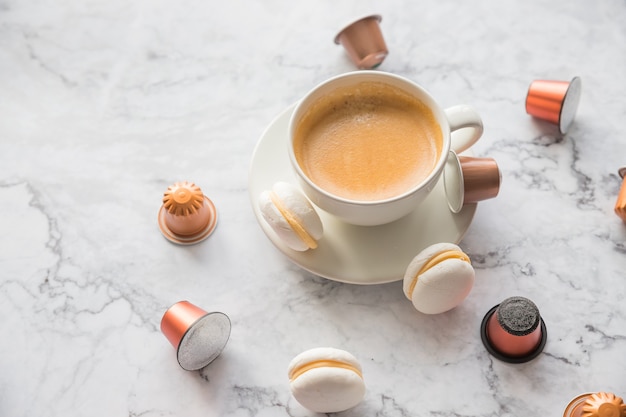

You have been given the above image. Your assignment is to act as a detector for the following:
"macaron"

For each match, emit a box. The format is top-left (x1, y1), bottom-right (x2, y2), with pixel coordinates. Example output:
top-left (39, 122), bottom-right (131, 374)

top-left (403, 242), bottom-right (475, 314)
top-left (287, 347), bottom-right (366, 413)
top-left (258, 182), bottom-right (323, 251)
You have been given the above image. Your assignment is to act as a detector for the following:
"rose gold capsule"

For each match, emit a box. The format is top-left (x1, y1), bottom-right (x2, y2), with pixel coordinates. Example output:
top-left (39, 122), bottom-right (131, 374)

top-left (614, 167), bottom-right (626, 222)
top-left (444, 152), bottom-right (501, 213)
top-left (334, 14), bottom-right (388, 69)
top-left (480, 296), bottom-right (547, 363)
top-left (459, 156), bottom-right (501, 204)
top-left (157, 181), bottom-right (218, 245)
top-left (525, 76), bottom-right (582, 134)
top-left (160, 301), bottom-right (231, 371)
top-left (563, 392), bottom-right (626, 417)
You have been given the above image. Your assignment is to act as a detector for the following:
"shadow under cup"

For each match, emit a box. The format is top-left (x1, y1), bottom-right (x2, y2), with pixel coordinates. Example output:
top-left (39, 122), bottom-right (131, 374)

top-left (288, 71), bottom-right (482, 226)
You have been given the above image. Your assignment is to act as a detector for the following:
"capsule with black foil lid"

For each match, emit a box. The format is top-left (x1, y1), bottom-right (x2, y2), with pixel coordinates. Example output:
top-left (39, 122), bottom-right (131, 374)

top-left (480, 296), bottom-right (547, 363)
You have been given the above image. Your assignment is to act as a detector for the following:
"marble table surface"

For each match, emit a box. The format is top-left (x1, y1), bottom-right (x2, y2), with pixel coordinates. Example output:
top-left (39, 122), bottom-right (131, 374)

top-left (1, 0), bottom-right (625, 416)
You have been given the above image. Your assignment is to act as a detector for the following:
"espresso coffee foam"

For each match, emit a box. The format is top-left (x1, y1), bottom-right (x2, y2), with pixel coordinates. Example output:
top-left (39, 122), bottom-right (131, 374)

top-left (294, 81), bottom-right (443, 201)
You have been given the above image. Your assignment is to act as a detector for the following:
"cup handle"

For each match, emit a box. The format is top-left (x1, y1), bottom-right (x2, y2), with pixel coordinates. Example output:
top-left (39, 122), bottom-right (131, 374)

top-left (444, 105), bottom-right (484, 154)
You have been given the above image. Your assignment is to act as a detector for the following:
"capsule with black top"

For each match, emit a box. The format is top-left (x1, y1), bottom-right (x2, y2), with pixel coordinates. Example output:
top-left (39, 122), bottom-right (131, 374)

top-left (480, 296), bottom-right (547, 363)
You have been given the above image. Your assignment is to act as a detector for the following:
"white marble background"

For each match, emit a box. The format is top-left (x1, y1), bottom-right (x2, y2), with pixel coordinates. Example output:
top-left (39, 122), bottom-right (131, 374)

top-left (1, 0), bottom-right (625, 416)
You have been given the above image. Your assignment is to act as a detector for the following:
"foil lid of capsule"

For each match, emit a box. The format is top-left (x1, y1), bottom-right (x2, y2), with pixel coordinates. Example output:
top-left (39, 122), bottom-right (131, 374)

top-left (157, 181), bottom-right (218, 245)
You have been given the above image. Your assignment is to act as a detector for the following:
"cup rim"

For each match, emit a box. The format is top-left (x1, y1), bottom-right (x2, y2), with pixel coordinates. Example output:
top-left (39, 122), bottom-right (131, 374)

top-left (288, 70), bottom-right (452, 206)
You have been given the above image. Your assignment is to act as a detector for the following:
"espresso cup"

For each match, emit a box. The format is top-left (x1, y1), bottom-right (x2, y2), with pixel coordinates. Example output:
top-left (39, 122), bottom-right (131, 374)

top-left (288, 71), bottom-right (483, 226)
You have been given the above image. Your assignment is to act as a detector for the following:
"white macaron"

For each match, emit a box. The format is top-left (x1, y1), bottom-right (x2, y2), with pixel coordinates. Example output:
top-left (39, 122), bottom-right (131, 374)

top-left (258, 182), bottom-right (323, 251)
top-left (403, 242), bottom-right (475, 314)
top-left (287, 347), bottom-right (366, 413)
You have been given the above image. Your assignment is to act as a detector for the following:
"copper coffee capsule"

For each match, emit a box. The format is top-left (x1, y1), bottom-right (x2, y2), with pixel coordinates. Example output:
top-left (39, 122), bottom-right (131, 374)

top-left (157, 181), bottom-right (218, 245)
top-left (525, 76), bottom-right (582, 134)
top-left (480, 296), bottom-right (547, 363)
top-left (459, 156), bottom-right (501, 204)
top-left (563, 392), bottom-right (626, 417)
top-left (160, 301), bottom-right (231, 371)
top-left (334, 15), bottom-right (388, 69)
top-left (444, 151), bottom-right (501, 213)
top-left (614, 167), bottom-right (626, 222)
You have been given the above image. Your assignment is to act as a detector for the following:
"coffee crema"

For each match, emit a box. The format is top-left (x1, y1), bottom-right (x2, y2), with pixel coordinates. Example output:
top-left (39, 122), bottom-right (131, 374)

top-left (293, 81), bottom-right (443, 201)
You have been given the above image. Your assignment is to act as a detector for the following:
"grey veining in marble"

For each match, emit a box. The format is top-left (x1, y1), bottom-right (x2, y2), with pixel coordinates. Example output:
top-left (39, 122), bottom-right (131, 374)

top-left (1, 0), bottom-right (625, 416)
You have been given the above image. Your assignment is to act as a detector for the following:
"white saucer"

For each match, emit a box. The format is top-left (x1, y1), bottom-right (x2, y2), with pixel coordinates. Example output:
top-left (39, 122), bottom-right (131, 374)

top-left (248, 104), bottom-right (477, 285)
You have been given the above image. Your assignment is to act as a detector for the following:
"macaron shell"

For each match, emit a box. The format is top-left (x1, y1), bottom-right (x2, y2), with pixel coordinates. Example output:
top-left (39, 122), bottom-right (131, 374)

top-left (290, 366), bottom-right (366, 413)
top-left (272, 182), bottom-right (323, 241)
top-left (258, 182), bottom-right (323, 252)
top-left (402, 242), bottom-right (464, 298)
top-left (288, 347), bottom-right (365, 413)
top-left (410, 259), bottom-right (475, 314)
top-left (258, 190), bottom-right (309, 251)
top-left (288, 347), bottom-right (362, 374)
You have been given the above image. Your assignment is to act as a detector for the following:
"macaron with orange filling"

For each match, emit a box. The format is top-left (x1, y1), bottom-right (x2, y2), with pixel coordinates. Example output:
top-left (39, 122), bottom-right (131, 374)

top-left (258, 182), bottom-right (323, 251)
top-left (403, 242), bottom-right (475, 314)
top-left (287, 347), bottom-right (366, 413)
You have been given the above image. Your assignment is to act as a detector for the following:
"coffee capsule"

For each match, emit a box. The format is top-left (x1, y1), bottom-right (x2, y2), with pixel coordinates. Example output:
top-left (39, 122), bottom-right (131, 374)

top-left (157, 181), bottom-right (218, 245)
top-left (525, 76), bottom-right (582, 134)
top-left (614, 167), bottom-right (626, 222)
top-left (480, 296), bottom-right (547, 363)
top-left (334, 15), bottom-right (388, 69)
top-left (563, 392), bottom-right (626, 417)
top-left (444, 151), bottom-right (501, 213)
top-left (160, 301), bottom-right (231, 371)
